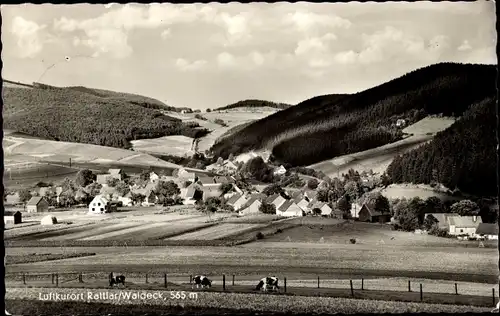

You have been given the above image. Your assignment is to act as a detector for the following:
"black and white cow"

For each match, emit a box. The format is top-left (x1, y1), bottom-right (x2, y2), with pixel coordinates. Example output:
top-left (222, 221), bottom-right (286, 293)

top-left (255, 277), bottom-right (279, 292)
top-left (192, 275), bottom-right (212, 289)
top-left (109, 272), bottom-right (126, 287)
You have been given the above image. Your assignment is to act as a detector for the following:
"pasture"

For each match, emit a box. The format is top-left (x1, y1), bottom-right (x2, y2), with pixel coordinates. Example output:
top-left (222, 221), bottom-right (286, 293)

top-left (381, 183), bottom-right (461, 201)
top-left (168, 223), bottom-right (267, 240)
top-left (309, 116), bottom-right (456, 177)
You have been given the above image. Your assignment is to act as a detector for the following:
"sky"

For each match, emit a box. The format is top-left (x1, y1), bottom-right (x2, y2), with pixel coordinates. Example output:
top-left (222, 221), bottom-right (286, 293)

top-left (1, 2), bottom-right (497, 110)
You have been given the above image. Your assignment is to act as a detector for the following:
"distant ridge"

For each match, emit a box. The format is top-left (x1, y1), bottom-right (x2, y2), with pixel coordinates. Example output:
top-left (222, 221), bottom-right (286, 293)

top-left (2, 79), bottom-right (34, 89)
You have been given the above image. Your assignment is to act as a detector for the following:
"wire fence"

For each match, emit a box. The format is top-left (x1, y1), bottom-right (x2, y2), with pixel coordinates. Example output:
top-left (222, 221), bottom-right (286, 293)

top-left (5, 271), bottom-right (498, 307)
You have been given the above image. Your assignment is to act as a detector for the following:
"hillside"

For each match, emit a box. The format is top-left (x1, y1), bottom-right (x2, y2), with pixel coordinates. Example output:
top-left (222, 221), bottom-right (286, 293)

top-left (387, 96), bottom-right (497, 197)
top-left (2, 82), bottom-right (209, 149)
top-left (210, 63), bottom-right (496, 168)
top-left (214, 99), bottom-right (292, 111)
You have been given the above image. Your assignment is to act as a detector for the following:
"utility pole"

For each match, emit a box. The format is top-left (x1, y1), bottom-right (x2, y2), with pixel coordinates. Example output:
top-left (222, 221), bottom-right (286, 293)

top-left (69, 158), bottom-right (72, 168)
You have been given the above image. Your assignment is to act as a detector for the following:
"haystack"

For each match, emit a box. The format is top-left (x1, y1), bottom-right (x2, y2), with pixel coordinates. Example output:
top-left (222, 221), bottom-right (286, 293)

top-left (41, 215), bottom-right (58, 225)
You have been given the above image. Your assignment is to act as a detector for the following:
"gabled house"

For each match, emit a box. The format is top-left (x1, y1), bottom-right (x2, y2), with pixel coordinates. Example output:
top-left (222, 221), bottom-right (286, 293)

top-left (198, 176), bottom-right (218, 186)
top-left (447, 215), bottom-right (482, 237)
top-left (4, 211), bottom-right (22, 225)
top-left (214, 176), bottom-right (235, 185)
top-left (143, 190), bottom-right (158, 206)
top-left (358, 203), bottom-right (391, 223)
top-left (476, 223), bottom-right (499, 240)
top-left (302, 190), bottom-right (317, 201)
top-left (238, 194), bottom-right (263, 216)
top-left (310, 201), bottom-right (332, 216)
top-left (108, 169), bottom-right (124, 180)
top-left (350, 203), bottom-right (362, 219)
top-left (177, 168), bottom-right (197, 183)
top-left (117, 192), bottom-right (133, 207)
top-left (88, 195), bottom-right (111, 214)
top-left (26, 196), bottom-right (49, 213)
top-left (96, 174), bottom-right (112, 185)
top-left (201, 186), bottom-right (221, 201)
top-left (424, 213), bottom-right (456, 230)
top-left (277, 200), bottom-right (303, 217)
top-left (222, 160), bottom-right (238, 171)
top-left (265, 194), bottom-right (287, 210)
top-left (55, 186), bottom-right (63, 203)
top-left (227, 193), bottom-right (248, 211)
top-left (293, 195), bottom-right (310, 212)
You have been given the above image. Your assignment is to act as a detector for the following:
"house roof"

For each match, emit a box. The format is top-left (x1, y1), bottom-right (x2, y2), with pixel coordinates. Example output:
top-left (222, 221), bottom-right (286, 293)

top-left (96, 174), bottom-right (111, 183)
top-left (447, 215), bottom-right (482, 228)
top-left (278, 200), bottom-right (295, 212)
top-left (185, 187), bottom-right (196, 199)
top-left (92, 195), bottom-right (109, 204)
top-left (293, 195), bottom-right (308, 204)
top-left (425, 213), bottom-right (455, 228)
top-left (214, 176), bottom-right (234, 184)
top-left (476, 223), bottom-right (499, 235)
top-left (227, 193), bottom-right (243, 205)
top-left (265, 194), bottom-right (281, 204)
top-left (4, 211), bottom-right (21, 216)
top-left (241, 194), bottom-right (264, 209)
top-left (27, 196), bottom-right (44, 206)
top-left (108, 169), bottom-right (122, 175)
top-left (360, 203), bottom-right (386, 217)
top-left (198, 177), bottom-right (215, 185)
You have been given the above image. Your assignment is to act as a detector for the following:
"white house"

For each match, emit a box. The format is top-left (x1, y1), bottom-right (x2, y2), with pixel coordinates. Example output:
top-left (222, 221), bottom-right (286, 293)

top-left (265, 194), bottom-right (287, 210)
top-left (181, 186), bottom-right (198, 205)
top-left (447, 215), bottom-right (482, 237)
top-left (310, 201), bottom-right (332, 216)
top-left (350, 203), bottom-right (362, 219)
top-left (89, 195), bottom-right (111, 214)
top-left (277, 200), bottom-right (303, 217)
top-left (238, 195), bottom-right (263, 216)
top-left (227, 193), bottom-right (248, 210)
top-left (41, 215), bottom-right (58, 225)
top-left (117, 192), bottom-right (133, 207)
top-left (273, 165), bottom-right (287, 176)
top-left (293, 195), bottom-right (310, 213)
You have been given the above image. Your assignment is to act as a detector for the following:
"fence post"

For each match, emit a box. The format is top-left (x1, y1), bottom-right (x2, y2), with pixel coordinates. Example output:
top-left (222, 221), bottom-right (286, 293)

top-left (350, 280), bottom-right (354, 297)
top-left (493, 288), bottom-right (496, 306)
top-left (79, 273), bottom-right (83, 283)
top-left (22, 273), bottom-right (26, 285)
top-left (420, 284), bottom-right (423, 301)
top-left (284, 277), bottom-right (287, 293)
top-left (190, 275), bottom-right (192, 284)
top-left (318, 276), bottom-right (320, 289)
top-left (362, 278), bottom-right (364, 290)
top-left (232, 274), bottom-right (235, 286)
top-left (56, 273), bottom-right (59, 287)
top-left (146, 274), bottom-right (148, 284)
top-left (455, 283), bottom-right (458, 295)
top-left (51, 273), bottom-right (54, 284)
top-left (408, 280), bottom-right (411, 292)
top-left (223, 274), bottom-right (226, 291)
top-left (164, 273), bottom-right (167, 289)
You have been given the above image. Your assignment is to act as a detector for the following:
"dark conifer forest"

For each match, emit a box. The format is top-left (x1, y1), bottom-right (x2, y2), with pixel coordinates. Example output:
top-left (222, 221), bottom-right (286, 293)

top-left (2, 84), bottom-right (209, 149)
top-left (214, 99), bottom-right (292, 111)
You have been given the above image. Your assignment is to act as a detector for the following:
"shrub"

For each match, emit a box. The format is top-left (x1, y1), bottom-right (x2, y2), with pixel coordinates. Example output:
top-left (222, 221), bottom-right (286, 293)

top-left (256, 232), bottom-right (264, 239)
top-left (214, 118), bottom-right (228, 127)
top-left (195, 114), bottom-right (207, 121)
top-left (350, 238), bottom-right (357, 244)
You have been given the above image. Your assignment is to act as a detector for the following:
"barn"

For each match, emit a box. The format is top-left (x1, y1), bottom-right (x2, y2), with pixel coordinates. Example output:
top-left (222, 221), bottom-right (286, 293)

top-left (277, 200), bottom-right (303, 217)
top-left (4, 211), bottom-right (22, 225)
top-left (358, 203), bottom-right (391, 223)
top-left (238, 195), bottom-right (263, 215)
top-left (476, 223), bottom-right (499, 240)
top-left (26, 196), bottom-right (49, 213)
top-left (89, 195), bottom-right (112, 214)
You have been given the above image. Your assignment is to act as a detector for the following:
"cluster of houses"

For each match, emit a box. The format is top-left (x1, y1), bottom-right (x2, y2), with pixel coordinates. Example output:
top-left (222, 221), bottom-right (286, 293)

top-left (424, 213), bottom-right (498, 240)
top-left (224, 189), bottom-right (343, 218)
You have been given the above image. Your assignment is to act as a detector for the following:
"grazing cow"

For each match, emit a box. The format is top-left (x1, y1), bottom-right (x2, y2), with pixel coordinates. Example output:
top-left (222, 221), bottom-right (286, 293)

top-left (109, 272), bottom-right (126, 287)
top-left (255, 277), bottom-right (279, 292)
top-left (192, 275), bottom-right (212, 289)
top-left (492, 301), bottom-right (500, 312)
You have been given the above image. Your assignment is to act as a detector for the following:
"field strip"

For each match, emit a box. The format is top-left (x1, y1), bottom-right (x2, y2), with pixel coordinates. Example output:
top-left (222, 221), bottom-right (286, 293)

top-left (115, 223), bottom-right (214, 240)
top-left (5, 288), bottom-right (493, 313)
top-left (42, 223), bottom-right (142, 241)
top-left (82, 222), bottom-right (173, 240)
top-left (117, 153), bottom-right (143, 162)
top-left (169, 224), bottom-right (265, 240)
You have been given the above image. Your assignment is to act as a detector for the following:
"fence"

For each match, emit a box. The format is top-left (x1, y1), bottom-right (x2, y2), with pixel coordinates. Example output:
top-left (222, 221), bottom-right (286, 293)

top-left (6, 272), bottom-right (498, 307)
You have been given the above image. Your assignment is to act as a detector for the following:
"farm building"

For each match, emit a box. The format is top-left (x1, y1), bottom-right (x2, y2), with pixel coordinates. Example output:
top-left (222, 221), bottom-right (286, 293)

top-left (293, 195), bottom-right (310, 212)
top-left (273, 165), bottom-right (287, 176)
top-left (424, 213), bottom-right (457, 230)
top-left (331, 209), bottom-right (344, 219)
top-left (214, 176), bottom-right (235, 185)
top-left (476, 223), bottom-right (499, 240)
top-left (96, 174), bottom-right (112, 185)
top-left (117, 192), bottom-right (133, 207)
top-left (201, 186), bottom-right (221, 201)
top-left (447, 215), bottom-right (482, 237)
top-left (108, 169), bottom-right (124, 180)
top-left (89, 195), bottom-right (113, 214)
top-left (266, 194), bottom-right (287, 210)
top-left (302, 190), bottom-right (318, 201)
top-left (143, 190), bottom-right (158, 206)
top-left (198, 176), bottom-right (218, 186)
top-left (26, 196), bottom-right (49, 213)
top-left (309, 201), bottom-right (332, 216)
top-left (55, 187), bottom-right (63, 203)
top-left (4, 211), bottom-right (22, 225)
top-left (181, 186), bottom-right (203, 205)
top-left (41, 215), bottom-right (57, 225)
top-left (238, 195), bottom-right (263, 215)
top-left (358, 203), bottom-right (391, 223)
top-left (277, 200), bottom-right (303, 217)
top-left (227, 193), bottom-right (248, 210)
top-left (350, 203), bottom-right (362, 218)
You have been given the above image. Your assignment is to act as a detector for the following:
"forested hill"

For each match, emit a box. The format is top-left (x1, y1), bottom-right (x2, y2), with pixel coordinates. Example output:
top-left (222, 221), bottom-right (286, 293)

top-left (387, 96), bottom-right (497, 197)
top-left (209, 63), bottom-right (496, 167)
top-left (214, 99), bottom-right (292, 111)
top-left (2, 82), bottom-right (208, 149)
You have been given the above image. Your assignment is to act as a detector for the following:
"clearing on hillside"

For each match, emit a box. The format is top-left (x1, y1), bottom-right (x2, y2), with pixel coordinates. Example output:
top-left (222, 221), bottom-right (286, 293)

top-left (168, 223), bottom-right (266, 240)
top-left (381, 184), bottom-right (461, 201)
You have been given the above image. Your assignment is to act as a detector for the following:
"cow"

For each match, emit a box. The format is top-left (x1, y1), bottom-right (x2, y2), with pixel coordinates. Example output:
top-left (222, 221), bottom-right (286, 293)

top-left (255, 276), bottom-right (279, 292)
top-left (109, 272), bottom-right (126, 287)
top-left (492, 301), bottom-right (500, 313)
top-left (192, 275), bottom-right (212, 289)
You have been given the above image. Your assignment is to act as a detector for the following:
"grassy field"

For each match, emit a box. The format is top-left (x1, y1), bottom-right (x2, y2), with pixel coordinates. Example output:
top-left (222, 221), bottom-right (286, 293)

top-left (309, 117), bottom-right (457, 177)
top-left (381, 183), bottom-right (461, 201)
top-left (6, 252), bottom-right (96, 264)
top-left (5, 288), bottom-right (495, 313)
top-left (168, 223), bottom-right (267, 240)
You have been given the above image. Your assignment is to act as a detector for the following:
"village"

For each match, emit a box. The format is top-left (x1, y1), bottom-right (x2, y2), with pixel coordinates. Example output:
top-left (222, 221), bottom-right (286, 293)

top-left (4, 153), bottom-right (498, 243)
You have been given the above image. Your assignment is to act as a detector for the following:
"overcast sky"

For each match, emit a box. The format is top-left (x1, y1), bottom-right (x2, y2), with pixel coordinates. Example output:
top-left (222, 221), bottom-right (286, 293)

top-left (1, 2), bottom-right (496, 110)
